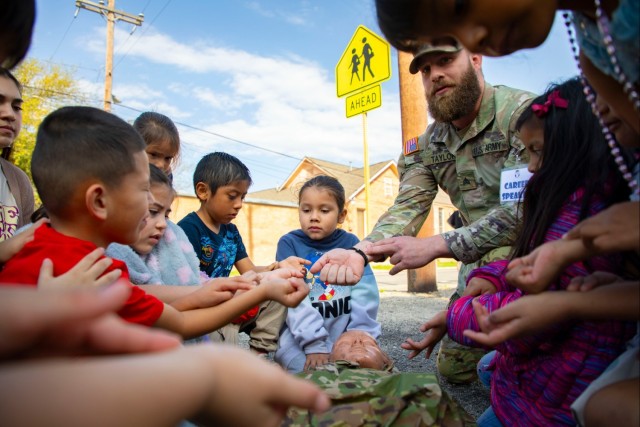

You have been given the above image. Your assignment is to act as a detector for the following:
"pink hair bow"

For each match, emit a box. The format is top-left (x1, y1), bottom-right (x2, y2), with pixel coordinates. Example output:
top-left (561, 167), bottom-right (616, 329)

top-left (531, 90), bottom-right (569, 118)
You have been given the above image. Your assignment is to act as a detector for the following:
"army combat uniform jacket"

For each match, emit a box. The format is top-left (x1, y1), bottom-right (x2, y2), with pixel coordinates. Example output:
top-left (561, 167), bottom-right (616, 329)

top-left (367, 84), bottom-right (534, 288)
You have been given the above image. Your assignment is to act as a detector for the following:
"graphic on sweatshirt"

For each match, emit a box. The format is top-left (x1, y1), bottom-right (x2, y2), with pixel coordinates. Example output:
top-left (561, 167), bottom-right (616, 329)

top-left (304, 250), bottom-right (335, 300)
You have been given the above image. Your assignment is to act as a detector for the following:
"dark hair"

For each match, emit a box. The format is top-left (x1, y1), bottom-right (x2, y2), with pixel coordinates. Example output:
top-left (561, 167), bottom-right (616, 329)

top-left (149, 163), bottom-right (172, 188)
top-left (511, 78), bottom-right (630, 259)
top-left (32, 106), bottom-right (146, 216)
top-left (133, 112), bottom-right (180, 161)
top-left (0, 0), bottom-right (36, 69)
top-left (193, 152), bottom-right (252, 197)
top-left (299, 175), bottom-right (346, 212)
top-left (0, 68), bottom-right (23, 160)
top-left (375, 0), bottom-right (422, 53)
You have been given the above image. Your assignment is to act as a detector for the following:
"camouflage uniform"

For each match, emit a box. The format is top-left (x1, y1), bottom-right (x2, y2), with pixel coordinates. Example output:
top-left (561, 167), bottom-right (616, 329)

top-left (283, 361), bottom-right (475, 427)
top-left (366, 84), bottom-right (535, 384)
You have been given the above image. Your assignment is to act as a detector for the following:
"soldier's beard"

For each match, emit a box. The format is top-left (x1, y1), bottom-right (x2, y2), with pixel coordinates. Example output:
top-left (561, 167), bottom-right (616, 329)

top-left (427, 62), bottom-right (481, 123)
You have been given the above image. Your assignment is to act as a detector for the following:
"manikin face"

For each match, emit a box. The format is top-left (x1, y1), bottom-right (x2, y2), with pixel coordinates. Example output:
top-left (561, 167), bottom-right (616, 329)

top-left (132, 182), bottom-right (174, 255)
top-left (298, 186), bottom-right (346, 241)
top-left (519, 117), bottom-right (545, 173)
top-left (0, 75), bottom-right (22, 148)
top-left (413, 0), bottom-right (557, 56)
top-left (330, 330), bottom-right (391, 370)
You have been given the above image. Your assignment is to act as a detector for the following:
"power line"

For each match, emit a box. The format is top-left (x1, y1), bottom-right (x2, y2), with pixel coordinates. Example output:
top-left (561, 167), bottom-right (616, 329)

top-left (21, 84), bottom-right (366, 178)
top-left (48, 10), bottom-right (78, 61)
top-left (113, 0), bottom-right (173, 70)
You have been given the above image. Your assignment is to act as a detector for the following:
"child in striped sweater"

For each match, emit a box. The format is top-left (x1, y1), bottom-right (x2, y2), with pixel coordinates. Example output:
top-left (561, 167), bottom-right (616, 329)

top-left (401, 78), bottom-right (636, 426)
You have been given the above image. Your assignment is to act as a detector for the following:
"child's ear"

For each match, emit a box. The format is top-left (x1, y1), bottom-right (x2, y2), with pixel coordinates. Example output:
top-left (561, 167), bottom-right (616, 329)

top-left (195, 182), bottom-right (211, 201)
top-left (86, 183), bottom-right (108, 220)
top-left (337, 208), bottom-right (347, 224)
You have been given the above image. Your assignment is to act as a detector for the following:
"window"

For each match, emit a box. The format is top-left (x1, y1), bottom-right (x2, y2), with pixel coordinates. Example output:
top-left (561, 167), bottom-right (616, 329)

top-left (384, 178), bottom-right (393, 197)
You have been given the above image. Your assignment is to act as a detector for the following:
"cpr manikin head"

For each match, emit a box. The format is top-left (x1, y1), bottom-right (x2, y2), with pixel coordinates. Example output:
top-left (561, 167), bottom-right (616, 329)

top-left (330, 330), bottom-right (392, 370)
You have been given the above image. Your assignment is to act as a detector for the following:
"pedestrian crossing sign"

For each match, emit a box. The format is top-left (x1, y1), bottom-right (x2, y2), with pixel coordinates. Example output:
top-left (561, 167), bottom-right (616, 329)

top-left (335, 25), bottom-right (391, 98)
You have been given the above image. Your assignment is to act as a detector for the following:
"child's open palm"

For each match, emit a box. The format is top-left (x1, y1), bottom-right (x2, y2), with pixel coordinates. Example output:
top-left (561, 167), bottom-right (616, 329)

top-left (401, 309), bottom-right (448, 360)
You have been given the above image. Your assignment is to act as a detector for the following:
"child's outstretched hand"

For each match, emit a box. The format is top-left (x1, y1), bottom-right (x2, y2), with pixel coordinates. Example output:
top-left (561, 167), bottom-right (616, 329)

top-left (567, 271), bottom-right (621, 292)
top-left (565, 201), bottom-right (639, 252)
top-left (259, 269), bottom-right (309, 307)
top-left (196, 275), bottom-right (257, 308)
top-left (190, 345), bottom-right (330, 427)
top-left (304, 353), bottom-right (330, 371)
top-left (401, 309), bottom-right (448, 360)
top-left (463, 294), bottom-right (570, 347)
top-left (506, 239), bottom-right (577, 293)
top-left (278, 256), bottom-right (311, 273)
top-left (38, 248), bottom-right (121, 290)
top-left (463, 277), bottom-right (497, 297)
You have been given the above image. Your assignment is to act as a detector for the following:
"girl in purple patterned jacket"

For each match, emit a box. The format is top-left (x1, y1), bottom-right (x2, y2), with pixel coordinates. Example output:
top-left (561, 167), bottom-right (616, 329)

top-left (402, 78), bottom-right (636, 427)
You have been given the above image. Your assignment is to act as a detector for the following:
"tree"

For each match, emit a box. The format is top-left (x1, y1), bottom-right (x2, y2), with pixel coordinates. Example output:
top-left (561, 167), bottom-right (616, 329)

top-left (10, 59), bottom-right (87, 184)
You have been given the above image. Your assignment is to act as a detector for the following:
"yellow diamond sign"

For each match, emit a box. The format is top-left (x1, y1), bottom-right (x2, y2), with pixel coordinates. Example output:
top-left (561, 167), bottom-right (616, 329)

top-left (336, 25), bottom-right (391, 98)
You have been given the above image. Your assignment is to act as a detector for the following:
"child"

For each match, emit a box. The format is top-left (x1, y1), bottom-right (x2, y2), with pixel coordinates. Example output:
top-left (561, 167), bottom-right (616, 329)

top-left (133, 111), bottom-right (180, 179)
top-left (178, 152), bottom-right (306, 356)
top-left (0, 106), bottom-right (309, 340)
top-left (402, 79), bottom-right (636, 426)
top-left (0, 68), bottom-right (34, 237)
top-left (275, 175), bottom-right (381, 373)
top-left (106, 165), bottom-right (259, 344)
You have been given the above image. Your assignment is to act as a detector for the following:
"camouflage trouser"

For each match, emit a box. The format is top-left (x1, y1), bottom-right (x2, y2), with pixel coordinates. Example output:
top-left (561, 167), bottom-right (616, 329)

top-left (209, 299), bottom-right (286, 353)
top-left (437, 247), bottom-right (511, 384)
top-left (284, 362), bottom-right (476, 427)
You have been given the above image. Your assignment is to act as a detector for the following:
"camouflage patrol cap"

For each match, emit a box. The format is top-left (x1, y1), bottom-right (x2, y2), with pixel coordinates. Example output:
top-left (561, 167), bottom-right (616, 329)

top-left (409, 36), bottom-right (462, 74)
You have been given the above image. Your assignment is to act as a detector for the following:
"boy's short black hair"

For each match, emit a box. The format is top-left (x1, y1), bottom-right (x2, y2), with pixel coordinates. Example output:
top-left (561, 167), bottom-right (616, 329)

top-left (1, 0), bottom-right (36, 69)
top-left (32, 106), bottom-right (146, 216)
top-left (193, 152), bottom-right (252, 197)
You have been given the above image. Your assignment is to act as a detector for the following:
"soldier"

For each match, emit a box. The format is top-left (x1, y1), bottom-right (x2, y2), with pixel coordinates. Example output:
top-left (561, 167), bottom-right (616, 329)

top-left (283, 330), bottom-right (475, 427)
top-left (311, 37), bottom-right (535, 384)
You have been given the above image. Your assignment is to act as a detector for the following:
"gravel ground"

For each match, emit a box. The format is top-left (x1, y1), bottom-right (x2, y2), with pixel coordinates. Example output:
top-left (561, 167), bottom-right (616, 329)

top-left (375, 268), bottom-right (490, 420)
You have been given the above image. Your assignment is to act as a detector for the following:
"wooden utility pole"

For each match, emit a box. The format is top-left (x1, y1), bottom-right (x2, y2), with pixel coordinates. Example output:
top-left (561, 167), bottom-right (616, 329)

top-left (397, 50), bottom-right (438, 293)
top-left (76, 0), bottom-right (144, 111)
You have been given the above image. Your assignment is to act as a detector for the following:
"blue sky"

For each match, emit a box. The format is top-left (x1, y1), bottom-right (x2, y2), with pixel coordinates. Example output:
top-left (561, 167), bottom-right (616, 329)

top-left (29, 1), bottom-right (578, 195)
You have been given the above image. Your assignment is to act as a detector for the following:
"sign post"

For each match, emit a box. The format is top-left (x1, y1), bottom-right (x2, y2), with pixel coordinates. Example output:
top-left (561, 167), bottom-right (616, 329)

top-left (335, 25), bottom-right (391, 235)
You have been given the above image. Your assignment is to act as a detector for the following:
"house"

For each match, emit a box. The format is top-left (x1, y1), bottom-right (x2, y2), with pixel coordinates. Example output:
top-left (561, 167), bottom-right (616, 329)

top-left (170, 156), bottom-right (456, 266)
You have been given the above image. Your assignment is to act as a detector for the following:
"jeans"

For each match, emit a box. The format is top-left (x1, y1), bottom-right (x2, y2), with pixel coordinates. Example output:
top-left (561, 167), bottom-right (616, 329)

top-left (477, 349), bottom-right (496, 389)
top-left (477, 406), bottom-right (504, 427)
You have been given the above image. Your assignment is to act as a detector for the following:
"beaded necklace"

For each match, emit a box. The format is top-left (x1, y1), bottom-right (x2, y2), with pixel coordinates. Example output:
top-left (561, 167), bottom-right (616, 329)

top-left (563, 9), bottom-right (639, 198)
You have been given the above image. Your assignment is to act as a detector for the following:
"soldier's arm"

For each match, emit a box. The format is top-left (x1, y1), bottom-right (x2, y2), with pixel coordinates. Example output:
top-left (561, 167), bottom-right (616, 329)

top-left (442, 101), bottom-right (530, 265)
top-left (442, 203), bottom-right (521, 264)
top-left (365, 151), bottom-right (438, 245)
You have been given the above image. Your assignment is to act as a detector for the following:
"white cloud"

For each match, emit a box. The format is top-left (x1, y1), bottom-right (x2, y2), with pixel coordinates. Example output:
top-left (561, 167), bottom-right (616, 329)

top-left (83, 25), bottom-right (403, 192)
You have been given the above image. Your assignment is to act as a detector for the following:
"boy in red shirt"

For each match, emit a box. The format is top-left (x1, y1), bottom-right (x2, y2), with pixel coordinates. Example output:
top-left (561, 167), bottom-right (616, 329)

top-left (0, 106), bottom-right (309, 339)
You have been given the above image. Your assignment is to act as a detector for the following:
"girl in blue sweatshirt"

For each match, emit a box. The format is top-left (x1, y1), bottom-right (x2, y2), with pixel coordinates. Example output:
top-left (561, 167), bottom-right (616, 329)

top-left (275, 175), bottom-right (380, 373)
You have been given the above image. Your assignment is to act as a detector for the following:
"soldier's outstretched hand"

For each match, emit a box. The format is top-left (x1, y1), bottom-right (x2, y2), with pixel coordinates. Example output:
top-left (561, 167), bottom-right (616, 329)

top-left (309, 248), bottom-right (365, 285)
top-left (369, 235), bottom-right (450, 275)
top-left (401, 310), bottom-right (448, 360)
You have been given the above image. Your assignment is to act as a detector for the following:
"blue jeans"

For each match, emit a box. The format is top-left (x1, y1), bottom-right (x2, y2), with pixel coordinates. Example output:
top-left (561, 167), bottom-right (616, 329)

top-left (477, 350), bottom-right (496, 389)
top-left (477, 406), bottom-right (504, 427)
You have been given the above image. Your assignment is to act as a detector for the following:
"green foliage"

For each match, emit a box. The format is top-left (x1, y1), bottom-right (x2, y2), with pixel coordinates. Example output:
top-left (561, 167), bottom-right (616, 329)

top-left (10, 59), bottom-right (86, 197)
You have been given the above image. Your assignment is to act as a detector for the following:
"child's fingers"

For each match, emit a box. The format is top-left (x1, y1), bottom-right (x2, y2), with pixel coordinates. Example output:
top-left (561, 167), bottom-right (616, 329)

top-left (266, 372), bottom-right (331, 415)
top-left (93, 269), bottom-right (121, 287)
top-left (73, 248), bottom-right (107, 270)
top-left (37, 258), bottom-right (55, 286)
